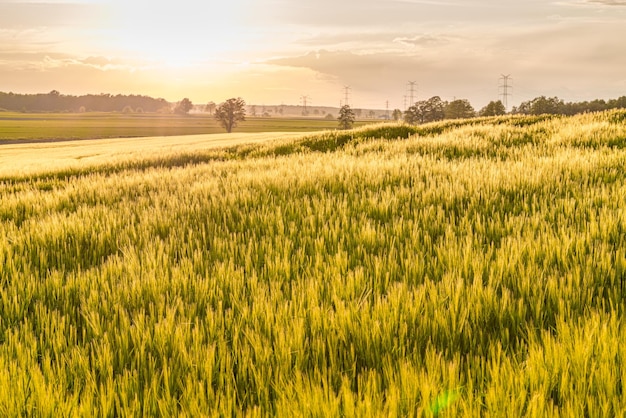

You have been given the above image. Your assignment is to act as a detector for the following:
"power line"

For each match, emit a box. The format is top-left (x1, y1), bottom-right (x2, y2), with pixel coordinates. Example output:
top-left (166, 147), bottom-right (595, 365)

top-left (499, 74), bottom-right (512, 111)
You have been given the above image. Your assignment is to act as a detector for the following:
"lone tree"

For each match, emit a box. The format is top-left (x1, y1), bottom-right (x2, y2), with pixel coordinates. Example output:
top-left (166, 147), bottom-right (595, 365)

top-left (215, 97), bottom-right (246, 133)
top-left (337, 105), bottom-right (355, 130)
top-left (175, 98), bottom-right (193, 114)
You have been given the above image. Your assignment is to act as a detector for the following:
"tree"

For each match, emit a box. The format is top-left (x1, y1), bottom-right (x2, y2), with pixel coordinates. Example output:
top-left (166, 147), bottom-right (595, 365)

top-left (404, 104), bottom-right (420, 125)
top-left (445, 99), bottom-right (475, 119)
top-left (337, 105), bottom-right (355, 130)
top-left (404, 96), bottom-right (446, 124)
top-left (479, 100), bottom-right (506, 116)
top-left (513, 96), bottom-right (564, 115)
top-left (421, 96), bottom-right (446, 122)
top-left (0, 91), bottom-right (172, 113)
top-left (175, 98), bottom-right (193, 114)
top-left (204, 101), bottom-right (216, 114)
top-left (215, 97), bottom-right (246, 133)
top-left (608, 96), bottom-right (626, 110)
top-left (391, 109), bottom-right (403, 121)
top-left (528, 96), bottom-right (563, 115)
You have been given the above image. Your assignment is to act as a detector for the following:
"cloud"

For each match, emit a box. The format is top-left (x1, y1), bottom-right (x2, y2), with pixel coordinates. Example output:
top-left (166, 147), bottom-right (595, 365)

top-left (0, 27), bottom-right (59, 53)
top-left (0, 1), bottom-right (104, 29)
top-left (264, 48), bottom-right (502, 108)
top-left (255, 0), bottom-right (500, 31)
top-left (2, 0), bottom-right (626, 109)
top-left (0, 52), bottom-right (170, 99)
top-left (264, 10), bottom-right (626, 108)
top-left (295, 32), bottom-right (402, 48)
top-left (267, 50), bottom-right (399, 81)
top-left (0, 51), bottom-right (144, 74)
top-left (586, 0), bottom-right (626, 4)
top-left (78, 56), bottom-right (143, 72)
top-left (289, 32), bottom-right (453, 57)
top-left (393, 34), bottom-right (450, 47)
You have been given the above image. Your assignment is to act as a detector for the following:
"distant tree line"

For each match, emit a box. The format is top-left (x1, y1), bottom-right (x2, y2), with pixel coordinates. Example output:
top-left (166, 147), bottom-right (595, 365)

top-left (3, 89), bottom-right (626, 121)
top-left (399, 95), bottom-right (626, 125)
top-left (512, 96), bottom-right (626, 116)
top-left (0, 90), bottom-right (170, 113)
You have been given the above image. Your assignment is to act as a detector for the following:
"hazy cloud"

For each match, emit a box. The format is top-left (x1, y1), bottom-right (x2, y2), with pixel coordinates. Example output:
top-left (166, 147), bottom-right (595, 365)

top-left (586, 0), bottom-right (626, 4)
top-left (0, 2), bottom-right (104, 28)
top-left (257, 0), bottom-right (506, 30)
top-left (2, 0), bottom-right (626, 107)
top-left (267, 50), bottom-right (398, 80)
top-left (0, 51), bottom-right (143, 73)
top-left (78, 56), bottom-right (142, 72)
top-left (393, 34), bottom-right (450, 47)
top-left (265, 48), bottom-right (502, 108)
top-left (0, 52), bottom-right (170, 98)
top-left (296, 32), bottom-right (403, 48)
top-left (265, 12), bottom-right (626, 107)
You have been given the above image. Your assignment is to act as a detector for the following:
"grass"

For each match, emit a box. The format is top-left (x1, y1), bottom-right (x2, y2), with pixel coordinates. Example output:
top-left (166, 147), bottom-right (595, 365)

top-left (1, 111), bottom-right (625, 416)
top-left (0, 112), bottom-right (372, 142)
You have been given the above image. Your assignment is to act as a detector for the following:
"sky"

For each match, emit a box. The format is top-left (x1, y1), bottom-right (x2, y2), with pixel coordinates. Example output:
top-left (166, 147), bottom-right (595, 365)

top-left (1, 0), bottom-right (625, 110)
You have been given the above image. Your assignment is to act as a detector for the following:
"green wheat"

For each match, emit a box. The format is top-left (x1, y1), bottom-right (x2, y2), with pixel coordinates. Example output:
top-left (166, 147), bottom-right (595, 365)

top-left (1, 111), bottom-right (625, 416)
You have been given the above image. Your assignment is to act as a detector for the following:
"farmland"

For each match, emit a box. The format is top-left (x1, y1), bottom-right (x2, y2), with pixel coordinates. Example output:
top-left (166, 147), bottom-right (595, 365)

top-left (1, 111), bottom-right (626, 415)
top-left (0, 112), bottom-right (372, 143)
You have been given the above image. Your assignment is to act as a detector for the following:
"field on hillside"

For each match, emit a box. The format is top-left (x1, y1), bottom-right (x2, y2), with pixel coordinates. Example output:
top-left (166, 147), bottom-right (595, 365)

top-left (0, 112), bottom-right (372, 142)
top-left (1, 112), bottom-right (626, 416)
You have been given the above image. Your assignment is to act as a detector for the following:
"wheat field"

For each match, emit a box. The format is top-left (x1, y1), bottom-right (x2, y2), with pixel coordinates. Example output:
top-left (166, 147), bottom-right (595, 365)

top-left (1, 112), bottom-right (625, 416)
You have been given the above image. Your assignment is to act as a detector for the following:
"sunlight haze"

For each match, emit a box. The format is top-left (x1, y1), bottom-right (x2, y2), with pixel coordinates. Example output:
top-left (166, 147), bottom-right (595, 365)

top-left (1, 0), bottom-right (625, 108)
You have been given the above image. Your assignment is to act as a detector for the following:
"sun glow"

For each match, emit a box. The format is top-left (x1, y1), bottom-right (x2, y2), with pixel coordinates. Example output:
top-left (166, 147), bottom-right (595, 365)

top-left (100, 0), bottom-right (259, 67)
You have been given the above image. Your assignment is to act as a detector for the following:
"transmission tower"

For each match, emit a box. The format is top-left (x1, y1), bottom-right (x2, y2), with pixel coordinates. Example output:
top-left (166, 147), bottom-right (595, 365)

top-left (300, 95), bottom-right (311, 115)
top-left (499, 74), bottom-right (512, 111)
top-left (343, 86), bottom-right (351, 107)
top-left (408, 81), bottom-right (417, 105)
